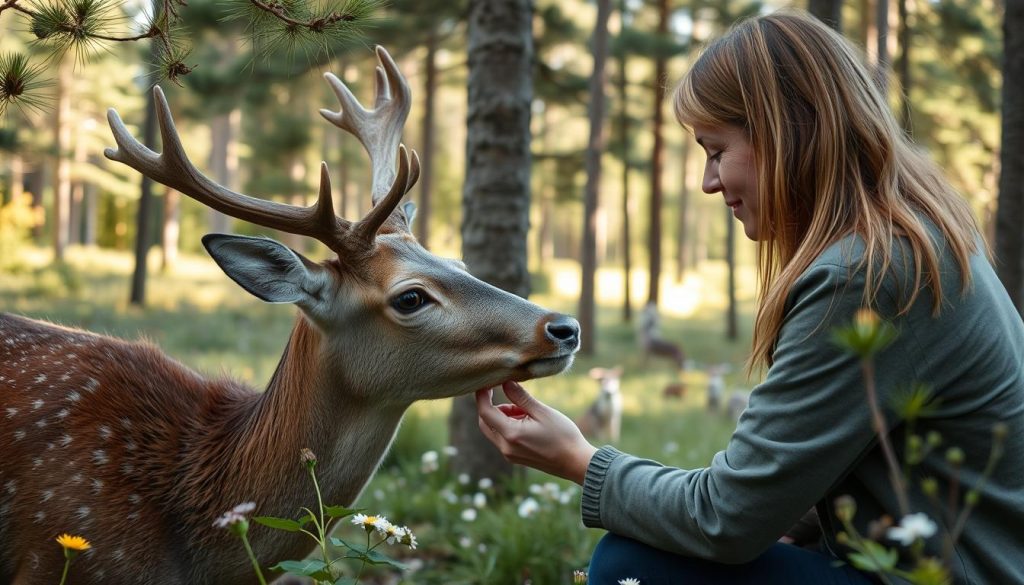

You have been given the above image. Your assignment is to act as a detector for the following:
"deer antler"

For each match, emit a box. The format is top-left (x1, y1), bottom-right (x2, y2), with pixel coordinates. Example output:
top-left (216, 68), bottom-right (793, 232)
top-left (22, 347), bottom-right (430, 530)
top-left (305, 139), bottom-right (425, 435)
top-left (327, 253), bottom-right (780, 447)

top-left (105, 86), bottom-right (353, 253)
top-left (321, 45), bottom-right (421, 223)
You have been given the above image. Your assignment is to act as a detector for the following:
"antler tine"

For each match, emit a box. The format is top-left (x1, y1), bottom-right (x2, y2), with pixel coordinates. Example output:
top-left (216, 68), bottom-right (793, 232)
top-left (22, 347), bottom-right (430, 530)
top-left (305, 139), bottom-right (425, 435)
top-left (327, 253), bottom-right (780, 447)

top-left (319, 46), bottom-right (411, 207)
top-left (105, 87), bottom-right (351, 253)
top-left (355, 145), bottom-right (415, 241)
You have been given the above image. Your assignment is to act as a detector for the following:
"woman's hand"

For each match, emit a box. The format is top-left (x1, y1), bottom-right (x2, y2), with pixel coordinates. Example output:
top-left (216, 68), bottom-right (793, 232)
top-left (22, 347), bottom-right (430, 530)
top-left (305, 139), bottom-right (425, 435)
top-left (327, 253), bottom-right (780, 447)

top-left (476, 381), bottom-right (599, 485)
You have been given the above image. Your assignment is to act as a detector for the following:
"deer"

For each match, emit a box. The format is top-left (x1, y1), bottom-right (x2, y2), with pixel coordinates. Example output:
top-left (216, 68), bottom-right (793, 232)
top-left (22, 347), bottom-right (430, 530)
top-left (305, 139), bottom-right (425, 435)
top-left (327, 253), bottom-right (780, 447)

top-left (0, 46), bottom-right (580, 585)
top-left (576, 367), bottom-right (623, 443)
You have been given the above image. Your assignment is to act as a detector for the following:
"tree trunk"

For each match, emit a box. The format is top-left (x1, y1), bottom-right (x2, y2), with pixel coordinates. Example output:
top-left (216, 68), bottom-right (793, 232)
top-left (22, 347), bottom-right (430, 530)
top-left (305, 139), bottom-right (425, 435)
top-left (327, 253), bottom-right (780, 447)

top-left (618, 40), bottom-right (632, 322)
top-left (208, 110), bottom-right (239, 233)
top-left (996, 0), bottom-right (1024, 314)
top-left (807, 0), bottom-right (843, 31)
top-left (675, 139), bottom-right (690, 282)
top-left (418, 32), bottom-right (439, 249)
top-left (52, 59), bottom-right (72, 262)
top-left (129, 82), bottom-right (159, 306)
top-left (897, 0), bottom-right (912, 132)
top-left (874, 0), bottom-right (891, 95)
top-left (579, 0), bottom-right (613, 355)
top-left (449, 0), bottom-right (535, 486)
top-left (647, 0), bottom-right (670, 306)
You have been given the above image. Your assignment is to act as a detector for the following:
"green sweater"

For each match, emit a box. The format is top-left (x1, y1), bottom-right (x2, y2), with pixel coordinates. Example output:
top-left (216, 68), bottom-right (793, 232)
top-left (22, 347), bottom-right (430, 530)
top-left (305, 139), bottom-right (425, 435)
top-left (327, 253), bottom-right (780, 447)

top-left (581, 232), bottom-right (1024, 584)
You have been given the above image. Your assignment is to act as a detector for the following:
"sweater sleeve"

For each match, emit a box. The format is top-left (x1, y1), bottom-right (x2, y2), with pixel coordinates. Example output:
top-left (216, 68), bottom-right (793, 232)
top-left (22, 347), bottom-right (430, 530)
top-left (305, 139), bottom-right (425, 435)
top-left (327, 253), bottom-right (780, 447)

top-left (580, 260), bottom-right (915, 564)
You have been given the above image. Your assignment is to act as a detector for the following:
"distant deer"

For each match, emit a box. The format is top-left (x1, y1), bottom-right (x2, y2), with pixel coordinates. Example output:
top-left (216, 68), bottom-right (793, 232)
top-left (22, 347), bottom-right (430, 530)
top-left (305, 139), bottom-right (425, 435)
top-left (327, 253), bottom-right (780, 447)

top-left (0, 47), bottom-right (580, 585)
top-left (706, 363), bottom-right (729, 412)
top-left (638, 302), bottom-right (685, 371)
top-left (576, 367), bottom-right (623, 443)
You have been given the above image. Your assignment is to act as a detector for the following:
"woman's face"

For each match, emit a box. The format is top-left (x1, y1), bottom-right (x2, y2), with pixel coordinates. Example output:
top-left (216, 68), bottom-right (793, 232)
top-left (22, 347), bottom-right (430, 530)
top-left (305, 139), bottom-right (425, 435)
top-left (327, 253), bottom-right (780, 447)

top-left (691, 122), bottom-right (761, 241)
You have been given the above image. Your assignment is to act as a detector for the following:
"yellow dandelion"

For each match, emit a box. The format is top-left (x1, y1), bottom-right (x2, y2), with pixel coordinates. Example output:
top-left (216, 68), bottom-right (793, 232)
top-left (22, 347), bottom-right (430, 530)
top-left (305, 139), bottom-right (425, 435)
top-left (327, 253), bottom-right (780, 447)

top-left (56, 534), bottom-right (91, 552)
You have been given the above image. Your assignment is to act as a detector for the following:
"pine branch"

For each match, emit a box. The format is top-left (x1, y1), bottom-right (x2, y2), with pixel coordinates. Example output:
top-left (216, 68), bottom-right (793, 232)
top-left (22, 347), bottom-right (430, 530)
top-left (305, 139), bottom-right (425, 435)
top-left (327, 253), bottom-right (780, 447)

top-left (0, 0), bottom-right (382, 116)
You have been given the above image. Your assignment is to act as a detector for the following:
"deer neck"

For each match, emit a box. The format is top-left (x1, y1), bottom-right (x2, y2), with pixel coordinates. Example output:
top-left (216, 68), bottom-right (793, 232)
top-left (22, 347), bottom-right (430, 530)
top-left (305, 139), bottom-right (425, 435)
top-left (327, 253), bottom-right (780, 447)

top-left (214, 315), bottom-right (408, 559)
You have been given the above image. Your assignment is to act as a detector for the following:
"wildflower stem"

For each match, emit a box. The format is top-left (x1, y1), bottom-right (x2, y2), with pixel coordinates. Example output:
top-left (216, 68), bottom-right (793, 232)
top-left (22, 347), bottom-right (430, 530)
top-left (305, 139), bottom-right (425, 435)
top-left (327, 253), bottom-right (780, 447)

top-left (58, 557), bottom-right (71, 585)
top-left (944, 429), bottom-right (1006, 562)
top-left (862, 357), bottom-right (910, 516)
top-left (238, 531), bottom-right (269, 585)
top-left (308, 466), bottom-right (329, 563)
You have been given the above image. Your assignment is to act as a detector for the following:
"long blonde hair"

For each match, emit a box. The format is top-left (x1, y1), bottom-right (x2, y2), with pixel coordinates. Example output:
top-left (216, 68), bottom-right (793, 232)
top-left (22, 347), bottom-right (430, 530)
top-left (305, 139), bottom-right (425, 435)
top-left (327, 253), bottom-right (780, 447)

top-left (673, 10), bottom-right (982, 371)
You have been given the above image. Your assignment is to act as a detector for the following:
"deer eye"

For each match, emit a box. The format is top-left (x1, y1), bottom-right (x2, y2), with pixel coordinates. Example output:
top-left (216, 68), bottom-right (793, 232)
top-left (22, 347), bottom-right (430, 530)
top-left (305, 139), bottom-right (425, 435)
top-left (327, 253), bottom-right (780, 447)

top-left (392, 289), bottom-right (431, 314)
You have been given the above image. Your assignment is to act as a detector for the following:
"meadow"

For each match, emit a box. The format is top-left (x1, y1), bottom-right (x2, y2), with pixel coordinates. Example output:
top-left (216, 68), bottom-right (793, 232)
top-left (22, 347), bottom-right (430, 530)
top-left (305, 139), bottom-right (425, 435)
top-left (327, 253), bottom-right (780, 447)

top-left (0, 246), bottom-right (758, 584)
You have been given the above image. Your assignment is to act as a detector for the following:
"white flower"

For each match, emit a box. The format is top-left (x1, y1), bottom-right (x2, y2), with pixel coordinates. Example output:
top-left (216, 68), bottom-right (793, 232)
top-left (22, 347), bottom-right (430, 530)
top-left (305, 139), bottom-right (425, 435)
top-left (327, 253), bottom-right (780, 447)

top-left (473, 492), bottom-right (487, 509)
top-left (421, 450), bottom-right (439, 473)
top-left (213, 502), bottom-right (256, 528)
top-left (478, 477), bottom-right (493, 490)
top-left (460, 508), bottom-right (477, 522)
top-left (517, 497), bottom-right (540, 518)
top-left (352, 513), bottom-right (391, 535)
top-left (399, 525), bottom-right (417, 549)
top-left (458, 473), bottom-right (471, 485)
top-left (459, 536), bottom-right (473, 548)
top-left (887, 513), bottom-right (938, 546)
top-left (443, 445), bottom-right (459, 457)
top-left (663, 441), bottom-right (679, 454)
top-left (441, 488), bottom-right (458, 504)
top-left (383, 524), bottom-right (408, 545)
top-left (618, 579), bottom-right (641, 585)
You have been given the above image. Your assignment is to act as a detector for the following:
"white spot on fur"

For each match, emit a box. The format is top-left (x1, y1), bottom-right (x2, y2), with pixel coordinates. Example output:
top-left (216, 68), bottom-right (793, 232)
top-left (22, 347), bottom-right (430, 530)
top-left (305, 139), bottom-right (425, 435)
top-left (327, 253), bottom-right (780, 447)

top-left (127, 511), bottom-right (140, 520)
top-left (13, 429), bottom-right (25, 441)
top-left (56, 408), bottom-right (69, 419)
top-left (125, 440), bottom-right (137, 451)
top-left (84, 378), bottom-right (99, 393)
top-left (98, 425), bottom-right (112, 440)
top-left (31, 399), bottom-right (43, 409)
top-left (120, 417), bottom-right (133, 429)
top-left (92, 450), bottom-right (108, 465)
top-left (67, 391), bottom-right (81, 402)
top-left (60, 434), bottom-right (73, 447)
top-left (4, 480), bottom-right (15, 494)
top-left (112, 548), bottom-right (125, 562)
top-left (34, 418), bottom-right (47, 428)
top-left (121, 462), bottom-right (135, 475)
top-left (4, 407), bottom-right (16, 419)
top-left (128, 493), bottom-right (141, 505)
top-left (75, 506), bottom-right (91, 519)
top-left (41, 489), bottom-right (54, 502)
top-left (34, 374), bottom-right (47, 384)
top-left (70, 473), bottom-right (83, 484)
top-left (32, 457), bottom-right (43, 468)
top-left (33, 510), bottom-right (45, 523)
top-left (91, 478), bottom-right (103, 495)
top-left (60, 373), bottom-right (71, 382)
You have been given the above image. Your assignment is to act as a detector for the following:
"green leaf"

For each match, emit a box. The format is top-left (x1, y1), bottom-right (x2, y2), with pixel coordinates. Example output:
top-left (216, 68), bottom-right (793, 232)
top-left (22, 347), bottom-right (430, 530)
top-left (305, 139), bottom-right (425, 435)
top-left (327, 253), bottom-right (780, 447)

top-left (333, 578), bottom-right (359, 585)
top-left (848, 540), bottom-right (899, 572)
top-left (254, 516), bottom-right (304, 532)
top-left (324, 505), bottom-right (358, 519)
top-left (270, 559), bottom-right (332, 580)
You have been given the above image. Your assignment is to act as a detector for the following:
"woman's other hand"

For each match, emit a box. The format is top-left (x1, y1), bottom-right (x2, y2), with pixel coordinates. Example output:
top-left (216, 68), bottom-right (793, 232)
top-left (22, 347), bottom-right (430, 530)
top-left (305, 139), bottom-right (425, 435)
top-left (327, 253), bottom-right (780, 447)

top-left (476, 381), bottom-right (599, 485)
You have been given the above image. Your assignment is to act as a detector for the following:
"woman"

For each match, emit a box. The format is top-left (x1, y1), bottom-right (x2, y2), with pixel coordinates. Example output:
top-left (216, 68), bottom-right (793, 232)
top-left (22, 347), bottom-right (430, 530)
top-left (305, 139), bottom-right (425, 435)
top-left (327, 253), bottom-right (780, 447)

top-left (476, 10), bottom-right (1024, 584)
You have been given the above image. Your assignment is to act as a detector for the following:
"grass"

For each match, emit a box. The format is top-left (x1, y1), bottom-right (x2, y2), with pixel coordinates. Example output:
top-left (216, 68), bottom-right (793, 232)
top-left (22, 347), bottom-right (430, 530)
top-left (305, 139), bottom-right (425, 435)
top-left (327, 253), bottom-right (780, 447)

top-left (0, 244), bottom-right (760, 583)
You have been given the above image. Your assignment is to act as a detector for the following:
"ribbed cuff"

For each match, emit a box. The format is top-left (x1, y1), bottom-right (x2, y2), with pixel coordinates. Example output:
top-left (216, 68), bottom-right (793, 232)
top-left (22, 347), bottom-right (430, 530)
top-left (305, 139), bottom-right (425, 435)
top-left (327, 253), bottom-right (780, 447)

top-left (581, 445), bottom-right (623, 529)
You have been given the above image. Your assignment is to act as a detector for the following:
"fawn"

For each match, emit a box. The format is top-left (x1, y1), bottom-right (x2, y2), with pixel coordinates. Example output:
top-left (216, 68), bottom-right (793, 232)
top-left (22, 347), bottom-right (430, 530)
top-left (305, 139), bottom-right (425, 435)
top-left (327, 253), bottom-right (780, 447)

top-left (576, 367), bottom-right (624, 443)
top-left (0, 47), bottom-right (579, 585)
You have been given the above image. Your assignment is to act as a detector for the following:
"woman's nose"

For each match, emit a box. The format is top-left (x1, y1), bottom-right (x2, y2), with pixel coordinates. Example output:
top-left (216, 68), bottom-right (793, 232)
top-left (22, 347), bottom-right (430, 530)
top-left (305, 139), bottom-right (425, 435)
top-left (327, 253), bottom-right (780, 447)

top-left (702, 170), bottom-right (721, 194)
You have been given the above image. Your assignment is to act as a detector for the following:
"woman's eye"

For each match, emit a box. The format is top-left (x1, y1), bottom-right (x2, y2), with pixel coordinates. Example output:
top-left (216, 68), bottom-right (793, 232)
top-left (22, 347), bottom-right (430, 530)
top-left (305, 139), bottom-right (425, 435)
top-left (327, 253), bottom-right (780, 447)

top-left (392, 290), bottom-right (430, 314)
top-left (709, 151), bottom-right (723, 162)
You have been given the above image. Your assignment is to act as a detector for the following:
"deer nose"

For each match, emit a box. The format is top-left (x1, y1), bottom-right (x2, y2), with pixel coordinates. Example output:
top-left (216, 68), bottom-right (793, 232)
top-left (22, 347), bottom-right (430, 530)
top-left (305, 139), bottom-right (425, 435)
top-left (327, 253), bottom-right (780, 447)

top-left (545, 315), bottom-right (581, 349)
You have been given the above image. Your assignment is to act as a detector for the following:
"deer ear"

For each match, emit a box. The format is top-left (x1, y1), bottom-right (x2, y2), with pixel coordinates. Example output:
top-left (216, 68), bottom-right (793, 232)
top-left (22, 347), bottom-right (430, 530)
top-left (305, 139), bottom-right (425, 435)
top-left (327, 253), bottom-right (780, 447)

top-left (202, 234), bottom-right (326, 305)
top-left (402, 201), bottom-right (417, 230)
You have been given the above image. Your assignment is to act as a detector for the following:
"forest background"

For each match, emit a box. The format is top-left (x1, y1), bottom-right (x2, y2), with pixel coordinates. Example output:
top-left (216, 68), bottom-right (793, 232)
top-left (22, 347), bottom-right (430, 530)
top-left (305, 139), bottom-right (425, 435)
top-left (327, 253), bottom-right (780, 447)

top-left (0, 0), bottom-right (1018, 582)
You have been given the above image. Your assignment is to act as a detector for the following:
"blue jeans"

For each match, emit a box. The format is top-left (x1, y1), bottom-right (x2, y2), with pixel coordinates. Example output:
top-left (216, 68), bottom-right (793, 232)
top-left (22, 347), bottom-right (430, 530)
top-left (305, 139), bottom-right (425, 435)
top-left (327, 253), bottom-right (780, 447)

top-left (587, 533), bottom-right (878, 585)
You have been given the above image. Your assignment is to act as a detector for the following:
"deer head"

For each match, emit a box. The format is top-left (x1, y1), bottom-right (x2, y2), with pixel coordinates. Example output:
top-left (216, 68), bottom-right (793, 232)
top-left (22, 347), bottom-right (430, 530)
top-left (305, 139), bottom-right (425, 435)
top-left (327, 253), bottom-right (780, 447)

top-left (103, 46), bottom-right (580, 403)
